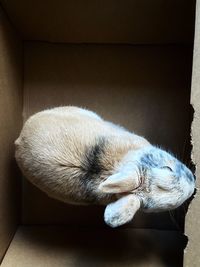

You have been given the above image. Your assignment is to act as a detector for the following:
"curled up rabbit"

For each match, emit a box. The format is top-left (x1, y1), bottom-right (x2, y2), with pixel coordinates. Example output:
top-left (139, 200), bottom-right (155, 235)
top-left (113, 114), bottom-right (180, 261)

top-left (15, 106), bottom-right (195, 227)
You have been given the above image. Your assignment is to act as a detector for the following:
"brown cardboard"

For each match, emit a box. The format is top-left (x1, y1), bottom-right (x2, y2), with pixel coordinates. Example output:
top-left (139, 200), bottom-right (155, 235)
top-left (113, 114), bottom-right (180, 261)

top-left (184, 0), bottom-right (200, 266)
top-left (23, 43), bottom-right (193, 228)
top-left (0, 0), bottom-right (196, 44)
top-left (1, 226), bottom-right (186, 267)
top-left (0, 0), bottom-right (198, 266)
top-left (0, 6), bottom-right (23, 262)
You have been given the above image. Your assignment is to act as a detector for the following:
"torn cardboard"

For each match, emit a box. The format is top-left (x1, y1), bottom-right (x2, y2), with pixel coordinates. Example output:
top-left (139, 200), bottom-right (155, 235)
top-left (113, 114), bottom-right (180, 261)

top-left (184, 0), bottom-right (200, 266)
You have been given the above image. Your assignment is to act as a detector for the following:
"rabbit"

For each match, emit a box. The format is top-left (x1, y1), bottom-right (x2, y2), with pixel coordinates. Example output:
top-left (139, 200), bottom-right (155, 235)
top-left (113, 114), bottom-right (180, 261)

top-left (15, 106), bottom-right (195, 228)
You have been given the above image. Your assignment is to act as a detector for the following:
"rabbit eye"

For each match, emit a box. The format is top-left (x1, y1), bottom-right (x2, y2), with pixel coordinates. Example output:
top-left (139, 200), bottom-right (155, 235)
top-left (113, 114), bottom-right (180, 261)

top-left (161, 166), bottom-right (173, 172)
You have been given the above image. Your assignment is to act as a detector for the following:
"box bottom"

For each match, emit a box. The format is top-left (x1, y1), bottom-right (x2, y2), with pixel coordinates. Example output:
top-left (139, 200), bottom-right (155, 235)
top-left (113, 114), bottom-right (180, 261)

top-left (1, 226), bottom-right (186, 267)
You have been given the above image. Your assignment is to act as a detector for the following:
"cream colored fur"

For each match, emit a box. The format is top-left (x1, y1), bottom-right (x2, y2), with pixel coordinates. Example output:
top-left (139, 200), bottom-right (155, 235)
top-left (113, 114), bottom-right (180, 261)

top-left (15, 106), bottom-right (149, 205)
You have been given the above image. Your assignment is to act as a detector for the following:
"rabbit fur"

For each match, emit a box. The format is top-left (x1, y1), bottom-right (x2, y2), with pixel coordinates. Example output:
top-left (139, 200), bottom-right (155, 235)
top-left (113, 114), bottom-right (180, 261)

top-left (15, 106), bottom-right (195, 227)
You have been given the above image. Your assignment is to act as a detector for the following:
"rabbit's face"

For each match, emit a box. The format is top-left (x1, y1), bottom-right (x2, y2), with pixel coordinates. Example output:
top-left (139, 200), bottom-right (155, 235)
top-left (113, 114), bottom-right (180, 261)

top-left (99, 146), bottom-right (195, 228)
top-left (137, 147), bottom-right (195, 212)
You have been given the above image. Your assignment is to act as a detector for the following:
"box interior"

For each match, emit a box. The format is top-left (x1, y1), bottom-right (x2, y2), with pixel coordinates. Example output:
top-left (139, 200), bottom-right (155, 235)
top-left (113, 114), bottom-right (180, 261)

top-left (22, 43), bottom-right (193, 229)
top-left (0, 1), bottom-right (197, 266)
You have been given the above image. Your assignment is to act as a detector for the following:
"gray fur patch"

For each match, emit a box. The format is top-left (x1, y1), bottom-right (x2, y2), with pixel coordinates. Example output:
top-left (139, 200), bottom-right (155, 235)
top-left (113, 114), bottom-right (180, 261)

top-left (83, 137), bottom-right (107, 178)
top-left (142, 197), bottom-right (156, 210)
top-left (176, 162), bottom-right (194, 183)
top-left (140, 152), bottom-right (159, 168)
top-left (79, 136), bottom-right (109, 203)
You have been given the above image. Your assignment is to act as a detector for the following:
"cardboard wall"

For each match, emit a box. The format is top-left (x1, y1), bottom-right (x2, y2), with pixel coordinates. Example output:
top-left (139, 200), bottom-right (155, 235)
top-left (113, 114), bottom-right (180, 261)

top-left (23, 42), bottom-right (193, 229)
top-left (0, 0), bottom-right (197, 266)
top-left (0, 6), bottom-right (23, 262)
top-left (185, 0), bottom-right (200, 266)
top-left (0, 0), bottom-right (196, 44)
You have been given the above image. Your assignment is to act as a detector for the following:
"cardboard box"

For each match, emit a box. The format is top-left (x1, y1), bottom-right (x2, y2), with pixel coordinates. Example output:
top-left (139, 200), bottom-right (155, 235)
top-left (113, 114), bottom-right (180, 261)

top-left (0, 1), bottom-right (199, 266)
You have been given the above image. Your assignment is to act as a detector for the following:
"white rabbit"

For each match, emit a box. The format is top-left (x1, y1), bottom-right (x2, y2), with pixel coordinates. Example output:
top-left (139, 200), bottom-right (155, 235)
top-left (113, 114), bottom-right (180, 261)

top-left (15, 106), bottom-right (195, 227)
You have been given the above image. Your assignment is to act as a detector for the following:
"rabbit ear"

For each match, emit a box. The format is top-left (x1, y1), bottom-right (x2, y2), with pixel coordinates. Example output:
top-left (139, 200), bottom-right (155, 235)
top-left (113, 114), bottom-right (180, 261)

top-left (104, 194), bottom-right (140, 228)
top-left (98, 171), bottom-right (139, 193)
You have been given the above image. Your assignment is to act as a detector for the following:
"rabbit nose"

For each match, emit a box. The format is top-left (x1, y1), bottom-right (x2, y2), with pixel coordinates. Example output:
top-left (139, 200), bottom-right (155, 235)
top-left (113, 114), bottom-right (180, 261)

top-left (186, 172), bottom-right (195, 183)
